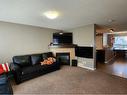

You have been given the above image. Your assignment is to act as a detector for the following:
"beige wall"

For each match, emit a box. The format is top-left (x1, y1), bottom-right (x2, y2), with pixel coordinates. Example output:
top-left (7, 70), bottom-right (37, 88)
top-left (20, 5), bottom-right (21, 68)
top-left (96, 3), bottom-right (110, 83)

top-left (0, 21), bottom-right (59, 63)
top-left (96, 35), bottom-right (103, 50)
top-left (68, 24), bottom-right (95, 46)
top-left (67, 24), bottom-right (96, 70)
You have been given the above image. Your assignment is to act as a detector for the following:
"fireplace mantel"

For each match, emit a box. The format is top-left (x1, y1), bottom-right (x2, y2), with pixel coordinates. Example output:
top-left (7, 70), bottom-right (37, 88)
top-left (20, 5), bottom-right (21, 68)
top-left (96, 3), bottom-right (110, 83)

top-left (49, 44), bottom-right (76, 48)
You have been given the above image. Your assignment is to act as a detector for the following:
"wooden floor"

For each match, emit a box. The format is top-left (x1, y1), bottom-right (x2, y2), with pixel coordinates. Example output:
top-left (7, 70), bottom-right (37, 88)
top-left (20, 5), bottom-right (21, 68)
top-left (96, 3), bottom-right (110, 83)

top-left (97, 57), bottom-right (127, 79)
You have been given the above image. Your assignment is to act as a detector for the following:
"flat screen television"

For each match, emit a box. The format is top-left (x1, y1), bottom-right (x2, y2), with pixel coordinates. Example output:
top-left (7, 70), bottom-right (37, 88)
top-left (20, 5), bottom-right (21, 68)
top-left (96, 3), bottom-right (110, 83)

top-left (53, 32), bottom-right (72, 44)
top-left (75, 46), bottom-right (93, 58)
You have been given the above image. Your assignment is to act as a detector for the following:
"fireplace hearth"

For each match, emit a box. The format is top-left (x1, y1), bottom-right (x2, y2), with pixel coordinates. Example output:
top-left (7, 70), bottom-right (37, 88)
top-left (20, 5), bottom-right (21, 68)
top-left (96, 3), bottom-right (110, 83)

top-left (56, 53), bottom-right (70, 65)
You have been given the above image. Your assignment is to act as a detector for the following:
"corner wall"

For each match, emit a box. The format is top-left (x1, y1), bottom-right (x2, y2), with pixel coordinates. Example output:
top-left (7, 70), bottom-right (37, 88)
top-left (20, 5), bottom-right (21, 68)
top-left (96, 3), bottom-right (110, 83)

top-left (0, 21), bottom-right (59, 63)
top-left (67, 24), bottom-right (96, 70)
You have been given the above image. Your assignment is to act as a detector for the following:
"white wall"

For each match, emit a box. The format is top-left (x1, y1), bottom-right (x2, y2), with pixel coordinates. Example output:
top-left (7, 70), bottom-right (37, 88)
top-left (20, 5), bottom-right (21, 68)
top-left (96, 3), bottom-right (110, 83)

top-left (0, 21), bottom-right (59, 63)
top-left (67, 24), bottom-right (96, 70)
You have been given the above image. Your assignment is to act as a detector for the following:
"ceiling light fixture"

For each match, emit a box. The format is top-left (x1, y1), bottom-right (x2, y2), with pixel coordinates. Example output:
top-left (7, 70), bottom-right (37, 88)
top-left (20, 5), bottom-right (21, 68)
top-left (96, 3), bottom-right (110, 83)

top-left (59, 32), bottom-right (63, 35)
top-left (109, 29), bottom-right (114, 33)
top-left (108, 19), bottom-right (114, 23)
top-left (43, 11), bottom-right (59, 19)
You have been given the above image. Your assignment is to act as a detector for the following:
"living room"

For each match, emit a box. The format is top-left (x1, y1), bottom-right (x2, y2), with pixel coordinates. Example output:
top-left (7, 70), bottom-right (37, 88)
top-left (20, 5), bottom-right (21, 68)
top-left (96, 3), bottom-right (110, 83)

top-left (0, 0), bottom-right (127, 95)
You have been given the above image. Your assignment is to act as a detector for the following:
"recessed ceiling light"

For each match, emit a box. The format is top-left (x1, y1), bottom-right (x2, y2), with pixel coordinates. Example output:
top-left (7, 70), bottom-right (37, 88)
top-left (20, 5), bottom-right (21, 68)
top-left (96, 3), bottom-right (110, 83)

top-left (43, 11), bottom-right (59, 19)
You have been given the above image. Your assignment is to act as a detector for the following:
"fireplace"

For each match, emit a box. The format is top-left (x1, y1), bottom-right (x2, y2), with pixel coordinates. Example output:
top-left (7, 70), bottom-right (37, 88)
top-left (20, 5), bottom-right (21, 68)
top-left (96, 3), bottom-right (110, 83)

top-left (56, 53), bottom-right (70, 65)
top-left (49, 46), bottom-right (75, 66)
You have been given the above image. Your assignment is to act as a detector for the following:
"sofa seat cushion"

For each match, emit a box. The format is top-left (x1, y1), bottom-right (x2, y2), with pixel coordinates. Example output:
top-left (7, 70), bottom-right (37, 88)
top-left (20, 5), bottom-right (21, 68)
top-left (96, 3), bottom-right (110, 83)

top-left (21, 62), bottom-right (57, 75)
top-left (21, 64), bottom-right (49, 75)
top-left (21, 65), bottom-right (41, 75)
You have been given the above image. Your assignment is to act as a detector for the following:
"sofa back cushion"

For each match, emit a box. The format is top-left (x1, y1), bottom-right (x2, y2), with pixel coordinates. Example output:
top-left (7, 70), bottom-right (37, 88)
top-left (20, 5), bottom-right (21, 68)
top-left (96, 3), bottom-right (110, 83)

top-left (13, 55), bottom-right (31, 67)
top-left (31, 54), bottom-right (42, 65)
top-left (42, 52), bottom-right (53, 60)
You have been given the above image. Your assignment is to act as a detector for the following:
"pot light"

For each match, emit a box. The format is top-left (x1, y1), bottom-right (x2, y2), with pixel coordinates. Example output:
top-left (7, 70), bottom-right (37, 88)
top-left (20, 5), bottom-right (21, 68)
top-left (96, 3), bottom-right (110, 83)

top-left (43, 11), bottom-right (59, 19)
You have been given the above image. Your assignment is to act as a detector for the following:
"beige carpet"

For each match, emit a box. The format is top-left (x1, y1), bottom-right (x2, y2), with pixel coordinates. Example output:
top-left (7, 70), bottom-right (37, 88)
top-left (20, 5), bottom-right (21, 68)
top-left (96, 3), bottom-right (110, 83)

top-left (12, 66), bottom-right (127, 94)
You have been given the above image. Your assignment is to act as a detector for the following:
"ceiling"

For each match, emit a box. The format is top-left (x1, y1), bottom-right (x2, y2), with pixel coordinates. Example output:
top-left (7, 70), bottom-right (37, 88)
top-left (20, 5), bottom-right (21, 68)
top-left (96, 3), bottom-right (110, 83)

top-left (0, 0), bottom-right (127, 30)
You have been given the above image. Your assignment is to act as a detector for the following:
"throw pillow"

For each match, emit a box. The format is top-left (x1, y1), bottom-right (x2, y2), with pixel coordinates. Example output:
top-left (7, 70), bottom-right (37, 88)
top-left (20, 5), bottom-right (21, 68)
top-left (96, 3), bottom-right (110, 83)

top-left (2, 62), bottom-right (10, 72)
top-left (40, 57), bottom-right (56, 65)
top-left (0, 64), bottom-right (4, 75)
top-left (0, 63), bottom-right (10, 75)
top-left (48, 57), bottom-right (56, 63)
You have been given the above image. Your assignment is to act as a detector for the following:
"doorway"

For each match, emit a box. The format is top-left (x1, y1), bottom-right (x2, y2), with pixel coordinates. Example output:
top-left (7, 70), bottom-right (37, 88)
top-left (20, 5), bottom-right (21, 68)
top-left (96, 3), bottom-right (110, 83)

top-left (96, 31), bottom-right (127, 78)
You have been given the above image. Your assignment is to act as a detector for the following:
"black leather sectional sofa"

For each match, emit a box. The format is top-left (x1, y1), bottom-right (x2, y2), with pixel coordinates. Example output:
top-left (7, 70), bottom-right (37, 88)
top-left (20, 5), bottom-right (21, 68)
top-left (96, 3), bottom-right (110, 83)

top-left (10, 52), bottom-right (60, 84)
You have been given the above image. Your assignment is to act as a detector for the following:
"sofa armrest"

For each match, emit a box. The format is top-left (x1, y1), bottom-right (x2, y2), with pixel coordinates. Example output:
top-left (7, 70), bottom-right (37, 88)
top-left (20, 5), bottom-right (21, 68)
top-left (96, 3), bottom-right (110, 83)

top-left (10, 62), bottom-right (22, 76)
top-left (56, 57), bottom-right (61, 64)
top-left (10, 62), bottom-right (21, 71)
top-left (54, 58), bottom-right (61, 69)
top-left (10, 63), bottom-right (22, 84)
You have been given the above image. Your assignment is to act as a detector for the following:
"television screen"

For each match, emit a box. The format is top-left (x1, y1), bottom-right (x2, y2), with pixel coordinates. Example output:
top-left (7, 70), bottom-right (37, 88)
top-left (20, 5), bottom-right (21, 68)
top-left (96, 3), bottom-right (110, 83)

top-left (113, 36), bottom-right (127, 50)
top-left (75, 46), bottom-right (93, 58)
top-left (53, 33), bottom-right (72, 44)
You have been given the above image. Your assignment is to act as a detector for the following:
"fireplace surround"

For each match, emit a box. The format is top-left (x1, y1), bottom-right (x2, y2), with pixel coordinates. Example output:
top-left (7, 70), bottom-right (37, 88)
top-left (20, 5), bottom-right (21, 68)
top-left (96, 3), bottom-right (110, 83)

top-left (49, 45), bottom-right (75, 66)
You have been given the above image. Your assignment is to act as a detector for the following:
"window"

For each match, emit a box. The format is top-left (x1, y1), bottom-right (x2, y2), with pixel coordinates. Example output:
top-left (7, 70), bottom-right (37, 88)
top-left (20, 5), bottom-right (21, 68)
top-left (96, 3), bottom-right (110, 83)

top-left (113, 36), bottom-right (127, 50)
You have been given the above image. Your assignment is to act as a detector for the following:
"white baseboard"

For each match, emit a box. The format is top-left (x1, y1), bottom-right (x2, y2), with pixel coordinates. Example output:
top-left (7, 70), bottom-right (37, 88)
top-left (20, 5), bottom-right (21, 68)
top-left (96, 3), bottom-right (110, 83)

top-left (78, 64), bottom-right (96, 70)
